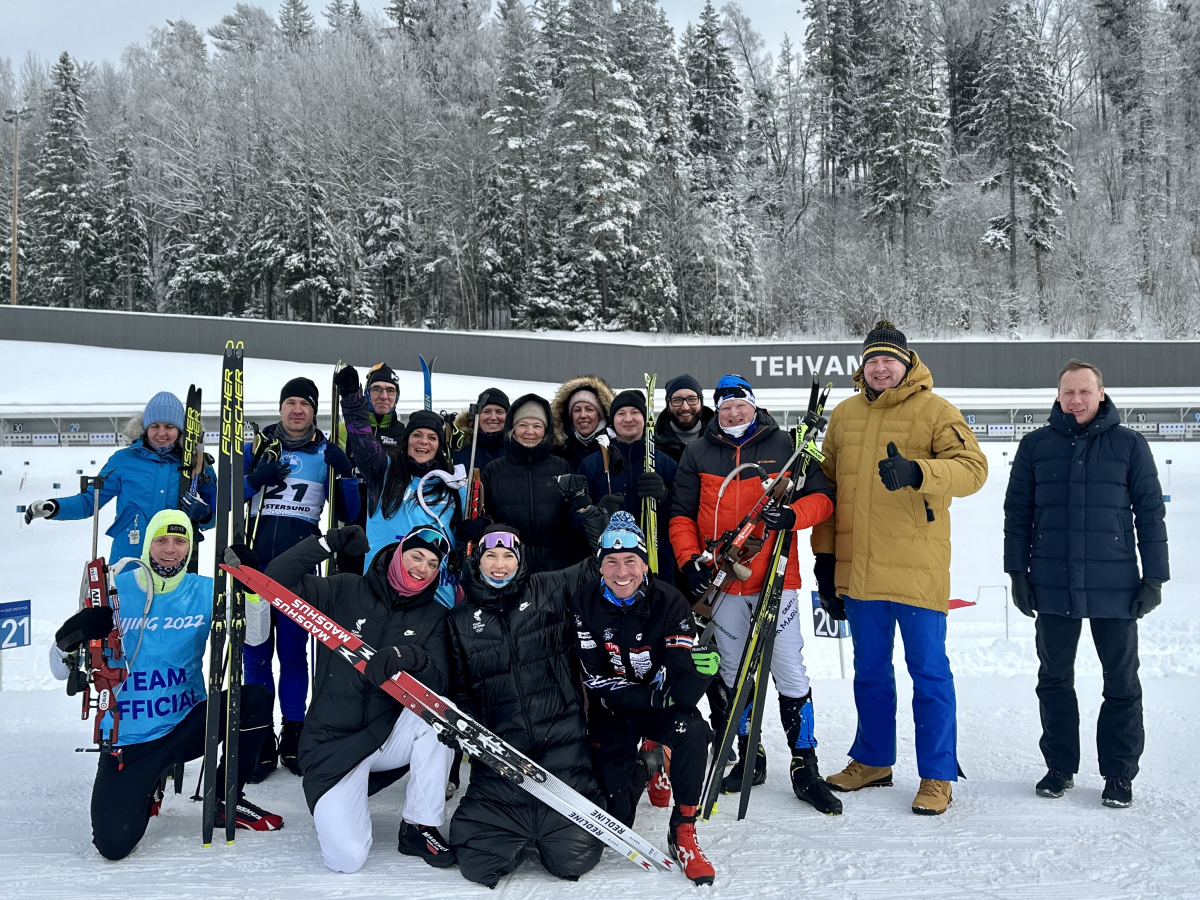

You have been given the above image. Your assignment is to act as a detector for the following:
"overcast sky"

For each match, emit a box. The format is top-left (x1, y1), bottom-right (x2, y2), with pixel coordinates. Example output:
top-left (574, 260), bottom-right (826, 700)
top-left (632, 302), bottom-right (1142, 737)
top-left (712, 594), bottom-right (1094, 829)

top-left (0, 0), bottom-right (805, 74)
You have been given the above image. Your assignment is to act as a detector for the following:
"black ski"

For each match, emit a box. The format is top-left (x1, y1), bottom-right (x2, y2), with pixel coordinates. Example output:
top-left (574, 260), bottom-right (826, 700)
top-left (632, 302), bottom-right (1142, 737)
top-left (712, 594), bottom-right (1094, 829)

top-left (224, 342), bottom-right (246, 844)
top-left (201, 342), bottom-right (237, 846)
top-left (179, 385), bottom-right (204, 574)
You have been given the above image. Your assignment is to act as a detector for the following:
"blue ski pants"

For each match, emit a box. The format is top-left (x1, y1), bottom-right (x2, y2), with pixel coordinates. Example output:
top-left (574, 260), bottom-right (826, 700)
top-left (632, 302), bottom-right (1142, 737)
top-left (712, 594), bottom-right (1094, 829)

top-left (243, 606), bottom-right (309, 723)
top-left (844, 597), bottom-right (958, 781)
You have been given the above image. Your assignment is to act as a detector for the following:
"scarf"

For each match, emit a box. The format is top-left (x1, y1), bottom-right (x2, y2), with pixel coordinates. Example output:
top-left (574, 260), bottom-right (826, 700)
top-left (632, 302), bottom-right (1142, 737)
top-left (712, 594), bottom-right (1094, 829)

top-left (278, 422), bottom-right (317, 451)
top-left (670, 416), bottom-right (703, 445)
top-left (575, 418), bottom-right (608, 446)
top-left (387, 550), bottom-right (434, 597)
top-left (149, 557), bottom-right (187, 580)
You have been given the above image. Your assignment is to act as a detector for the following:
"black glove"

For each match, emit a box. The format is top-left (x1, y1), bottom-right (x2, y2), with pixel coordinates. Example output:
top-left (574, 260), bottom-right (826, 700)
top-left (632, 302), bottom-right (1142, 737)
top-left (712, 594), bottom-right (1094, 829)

top-left (179, 492), bottom-right (212, 524)
top-left (334, 365), bottom-right (361, 396)
top-left (814, 553), bottom-right (843, 619)
top-left (324, 444), bottom-right (354, 477)
top-left (24, 499), bottom-right (59, 524)
top-left (364, 643), bottom-right (428, 685)
top-left (1130, 578), bottom-right (1164, 618)
top-left (224, 543), bottom-right (261, 571)
top-left (1009, 572), bottom-right (1036, 618)
top-left (455, 516), bottom-right (492, 546)
top-left (637, 471), bottom-right (668, 503)
top-left (878, 441), bottom-right (923, 491)
top-left (607, 451), bottom-right (625, 477)
top-left (579, 504), bottom-right (610, 549)
top-left (761, 504), bottom-right (796, 532)
top-left (326, 524), bottom-right (370, 556)
top-left (598, 493), bottom-right (625, 516)
top-left (556, 474), bottom-right (590, 511)
top-left (246, 458), bottom-right (290, 492)
top-left (685, 556), bottom-right (714, 598)
top-left (55, 606), bottom-right (115, 653)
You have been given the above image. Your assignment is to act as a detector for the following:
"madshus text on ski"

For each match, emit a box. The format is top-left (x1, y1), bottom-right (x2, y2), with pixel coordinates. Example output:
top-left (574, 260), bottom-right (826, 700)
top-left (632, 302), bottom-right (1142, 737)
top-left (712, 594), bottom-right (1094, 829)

top-left (32, 320), bottom-right (1169, 886)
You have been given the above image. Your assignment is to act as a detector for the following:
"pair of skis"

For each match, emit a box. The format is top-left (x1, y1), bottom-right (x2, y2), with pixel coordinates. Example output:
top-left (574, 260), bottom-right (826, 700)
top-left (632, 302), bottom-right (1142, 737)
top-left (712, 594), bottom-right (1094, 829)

top-left (221, 563), bottom-right (677, 875)
top-left (201, 341), bottom-right (247, 846)
top-left (179, 386), bottom-right (205, 574)
top-left (699, 379), bottom-right (831, 822)
top-left (643, 374), bottom-right (659, 575)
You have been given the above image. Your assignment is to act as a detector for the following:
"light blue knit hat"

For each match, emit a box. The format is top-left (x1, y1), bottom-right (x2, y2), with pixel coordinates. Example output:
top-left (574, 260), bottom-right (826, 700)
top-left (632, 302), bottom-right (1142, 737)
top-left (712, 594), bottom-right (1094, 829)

top-left (142, 391), bottom-right (186, 430)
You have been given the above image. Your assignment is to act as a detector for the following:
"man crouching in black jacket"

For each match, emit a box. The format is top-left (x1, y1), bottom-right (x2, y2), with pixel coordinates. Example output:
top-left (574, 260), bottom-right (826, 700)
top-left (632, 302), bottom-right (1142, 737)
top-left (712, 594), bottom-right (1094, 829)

top-left (568, 511), bottom-right (718, 886)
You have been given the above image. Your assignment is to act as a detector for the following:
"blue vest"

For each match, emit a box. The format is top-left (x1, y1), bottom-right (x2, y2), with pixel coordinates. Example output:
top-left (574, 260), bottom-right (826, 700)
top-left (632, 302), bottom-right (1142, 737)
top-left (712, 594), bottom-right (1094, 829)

top-left (112, 568), bottom-right (212, 745)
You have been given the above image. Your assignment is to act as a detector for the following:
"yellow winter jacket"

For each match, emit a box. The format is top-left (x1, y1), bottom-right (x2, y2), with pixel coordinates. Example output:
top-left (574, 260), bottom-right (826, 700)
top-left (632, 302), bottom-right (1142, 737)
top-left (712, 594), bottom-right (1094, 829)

top-left (811, 352), bottom-right (988, 613)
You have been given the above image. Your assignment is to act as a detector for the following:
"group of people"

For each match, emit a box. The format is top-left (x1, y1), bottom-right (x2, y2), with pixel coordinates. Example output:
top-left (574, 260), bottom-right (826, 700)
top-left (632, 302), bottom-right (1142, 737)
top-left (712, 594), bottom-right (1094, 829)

top-left (32, 319), bottom-right (1170, 885)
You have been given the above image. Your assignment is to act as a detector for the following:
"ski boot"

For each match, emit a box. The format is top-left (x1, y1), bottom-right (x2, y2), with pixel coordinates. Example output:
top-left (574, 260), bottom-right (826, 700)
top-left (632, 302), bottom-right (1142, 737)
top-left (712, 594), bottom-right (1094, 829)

top-left (790, 749), bottom-right (842, 815)
top-left (669, 805), bottom-right (715, 886)
top-left (720, 735), bottom-right (766, 793)
top-left (639, 740), bottom-right (672, 808)
top-left (217, 796), bottom-right (285, 831)
top-left (279, 720), bottom-right (304, 776)
top-left (398, 820), bottom-right (457, 868)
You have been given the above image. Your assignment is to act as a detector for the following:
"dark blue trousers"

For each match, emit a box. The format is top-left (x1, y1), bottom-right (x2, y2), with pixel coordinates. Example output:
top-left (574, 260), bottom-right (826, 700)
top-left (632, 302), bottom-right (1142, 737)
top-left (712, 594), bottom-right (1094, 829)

top-left (844, 597), bottom-right (958, 781)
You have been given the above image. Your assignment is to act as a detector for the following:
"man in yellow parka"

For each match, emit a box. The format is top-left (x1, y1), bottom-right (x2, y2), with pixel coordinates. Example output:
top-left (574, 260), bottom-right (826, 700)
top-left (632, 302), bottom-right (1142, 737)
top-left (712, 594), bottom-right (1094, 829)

top-left (812, 320), bottom-right (987, 815)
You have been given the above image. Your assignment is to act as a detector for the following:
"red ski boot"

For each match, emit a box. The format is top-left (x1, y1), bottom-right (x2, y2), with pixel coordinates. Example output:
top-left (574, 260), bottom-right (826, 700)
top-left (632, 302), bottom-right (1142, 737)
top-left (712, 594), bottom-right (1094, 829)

top-left (640, 740), bottom-right (673, 808)
top-left (669, 805), bottom-right (715, 886)
top-left (217, 796), bottom-right (284, 831)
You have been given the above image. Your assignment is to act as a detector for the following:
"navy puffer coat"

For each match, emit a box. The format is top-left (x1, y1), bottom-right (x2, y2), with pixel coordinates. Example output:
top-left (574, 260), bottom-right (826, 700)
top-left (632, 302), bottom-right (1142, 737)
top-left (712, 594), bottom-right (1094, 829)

top-left (1003, 397), bottom-right (1168, 618)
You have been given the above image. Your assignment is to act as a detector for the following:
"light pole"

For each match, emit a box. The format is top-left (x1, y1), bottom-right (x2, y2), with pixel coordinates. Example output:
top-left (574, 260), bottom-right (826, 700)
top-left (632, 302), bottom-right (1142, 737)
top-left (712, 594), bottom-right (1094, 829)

top-left (2, 105), bottom-right (33, 306)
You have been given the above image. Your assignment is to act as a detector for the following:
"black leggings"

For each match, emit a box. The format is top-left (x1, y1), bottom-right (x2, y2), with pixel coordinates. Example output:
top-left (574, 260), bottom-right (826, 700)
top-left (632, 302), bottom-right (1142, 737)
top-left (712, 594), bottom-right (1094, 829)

top-left (90, 684), bottom-right (272, 860)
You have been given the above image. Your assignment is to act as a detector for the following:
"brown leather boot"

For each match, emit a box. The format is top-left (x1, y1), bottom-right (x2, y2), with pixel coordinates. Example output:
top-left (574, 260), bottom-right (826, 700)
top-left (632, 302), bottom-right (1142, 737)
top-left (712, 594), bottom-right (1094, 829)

top-left (912, 779), bottom-right (952, 815)
top-left (825, 759), bottom-right (894, 792)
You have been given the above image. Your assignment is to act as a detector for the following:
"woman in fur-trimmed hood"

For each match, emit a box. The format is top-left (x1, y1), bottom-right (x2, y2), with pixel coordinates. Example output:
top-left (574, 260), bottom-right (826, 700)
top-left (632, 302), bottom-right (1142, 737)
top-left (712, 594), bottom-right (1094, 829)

top-left (23, 391), bottom-right (217, 564)
top-left (550, 375), bottom-right (615, 473)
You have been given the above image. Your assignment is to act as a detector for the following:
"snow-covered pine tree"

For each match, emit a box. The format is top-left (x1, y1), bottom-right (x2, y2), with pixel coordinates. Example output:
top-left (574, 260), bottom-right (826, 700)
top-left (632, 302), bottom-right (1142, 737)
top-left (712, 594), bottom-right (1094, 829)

top-left (485, 0), bottom-right (550, 326)
top-left (167, 174), bottom-right (238, 316)
top-left (685, 0), bottom-right (742, 201)
top-left (24, 52), bottom-right (100, 308)
top-left (551, 0), bottom-right (652, 328)
top-left (325, 0), bottom-right (349, 29)
top-left (280, 0), bottom-right (317, 47)
top-left (98, 142), bottom-right (154, 311)
top-left (276, 166), bottom-right (347, 322)
top-left (975, 2), bottom-right (1075, 293)
top-left (859, 0), bottom-right (948, 257)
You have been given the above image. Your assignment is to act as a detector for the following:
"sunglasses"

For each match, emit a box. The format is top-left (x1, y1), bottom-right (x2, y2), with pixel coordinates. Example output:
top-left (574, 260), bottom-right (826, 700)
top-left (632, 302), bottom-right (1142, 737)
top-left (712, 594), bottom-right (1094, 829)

top-left (599, 530), bottom-right (643, 551)
top-left (481, 531), bottom-right (520, 550)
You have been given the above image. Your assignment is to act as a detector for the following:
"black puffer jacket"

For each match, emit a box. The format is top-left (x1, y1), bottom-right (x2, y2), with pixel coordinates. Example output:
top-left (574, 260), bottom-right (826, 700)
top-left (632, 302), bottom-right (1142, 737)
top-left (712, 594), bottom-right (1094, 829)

top-left (264, 535), bottom-right (450, 812)
top-left (1003, 397), bottom-right (1169, 618)
top-left (481, 395), bottom-right (587, 573)
top-left (447, 553), bottom-right (603, 886)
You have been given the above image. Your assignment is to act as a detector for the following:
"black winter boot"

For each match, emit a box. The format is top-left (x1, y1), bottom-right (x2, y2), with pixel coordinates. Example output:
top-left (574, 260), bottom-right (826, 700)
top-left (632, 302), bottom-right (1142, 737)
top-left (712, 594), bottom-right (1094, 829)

top-left (247, 724), bottom-right (278, 784)
top-left (790, 749), bottom-right (843, 815)
top-left (1102, 776), bottom-right (1133, 809)
top-left (398, 820), bottom-right (457, 868)
top-left (721, 735), bottom-right (766, 793)
top-left (1035, 768), bottom-right (1074, 798)
top-left (279, 720), bottom-right (303, 776)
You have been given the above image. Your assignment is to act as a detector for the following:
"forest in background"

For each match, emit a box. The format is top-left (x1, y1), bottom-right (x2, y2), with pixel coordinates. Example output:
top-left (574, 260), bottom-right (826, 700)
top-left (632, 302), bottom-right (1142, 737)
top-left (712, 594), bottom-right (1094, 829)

top-left (1, 0), bottom-right (1198, 339)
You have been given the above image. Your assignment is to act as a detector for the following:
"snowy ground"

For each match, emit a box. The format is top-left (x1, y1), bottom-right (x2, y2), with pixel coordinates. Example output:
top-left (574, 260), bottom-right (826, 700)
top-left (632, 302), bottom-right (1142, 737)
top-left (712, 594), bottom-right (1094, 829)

top-left (1, 440), bottom-right (1197, 898)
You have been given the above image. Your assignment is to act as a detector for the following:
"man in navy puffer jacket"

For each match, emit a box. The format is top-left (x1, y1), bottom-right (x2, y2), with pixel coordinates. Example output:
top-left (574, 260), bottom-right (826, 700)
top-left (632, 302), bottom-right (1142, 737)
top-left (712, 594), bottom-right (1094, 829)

top-left (1003, 359), bottom-right (1168, 810)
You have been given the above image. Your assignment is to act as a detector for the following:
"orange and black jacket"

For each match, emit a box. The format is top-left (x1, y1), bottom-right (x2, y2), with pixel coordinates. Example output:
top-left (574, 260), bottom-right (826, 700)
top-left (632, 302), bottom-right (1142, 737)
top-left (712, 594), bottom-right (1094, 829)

top-left (669, 410), bottom-right (835, 596)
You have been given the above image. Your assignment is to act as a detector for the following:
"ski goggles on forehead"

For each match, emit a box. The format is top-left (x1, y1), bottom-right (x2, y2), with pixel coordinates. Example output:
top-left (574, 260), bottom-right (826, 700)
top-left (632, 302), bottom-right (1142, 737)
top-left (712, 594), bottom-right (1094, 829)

top-left (599, 530), bottom-right (644, 551)
top-left (407, 527), bottom-right (450, 552)
top-left (481, 531), bottom-right (520, 550)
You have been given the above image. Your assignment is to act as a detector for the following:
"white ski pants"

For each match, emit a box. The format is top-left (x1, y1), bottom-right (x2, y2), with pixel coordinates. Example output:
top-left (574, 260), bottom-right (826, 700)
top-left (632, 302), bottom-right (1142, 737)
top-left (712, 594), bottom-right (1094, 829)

top-left (711, 588), bottom-right (810, 699)
top-left (313, 708), bottom-right (453, 873)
